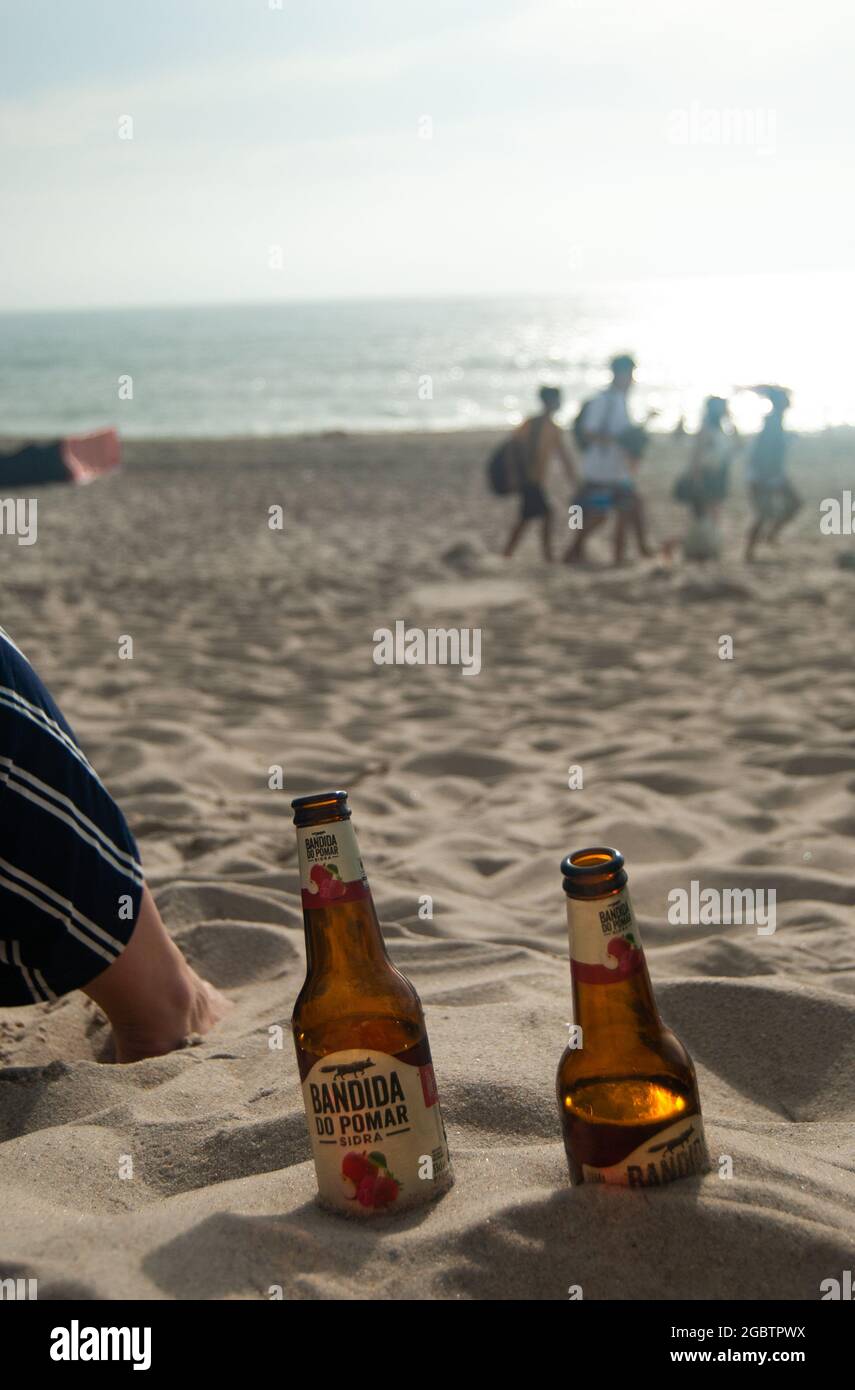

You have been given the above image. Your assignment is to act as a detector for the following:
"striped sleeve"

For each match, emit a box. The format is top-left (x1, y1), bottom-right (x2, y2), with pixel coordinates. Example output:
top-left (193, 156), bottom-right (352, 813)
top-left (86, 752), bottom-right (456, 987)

top-left (0, 628), bottom-right (144, 1005)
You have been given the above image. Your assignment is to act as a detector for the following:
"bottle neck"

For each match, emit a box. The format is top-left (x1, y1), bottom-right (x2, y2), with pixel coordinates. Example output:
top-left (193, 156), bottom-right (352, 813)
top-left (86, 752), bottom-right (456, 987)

top-left (296, 817), bottom-right (388, 976)
top-left (565, 884), bottom-right (660, 1035)
top-left (303, 897), bottom-right (390, 976)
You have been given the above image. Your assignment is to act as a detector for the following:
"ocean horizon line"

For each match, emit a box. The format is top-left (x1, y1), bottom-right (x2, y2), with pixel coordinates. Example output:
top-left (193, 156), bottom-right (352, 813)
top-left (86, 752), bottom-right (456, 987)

top-left (0, 265), bottom-right (849, 320)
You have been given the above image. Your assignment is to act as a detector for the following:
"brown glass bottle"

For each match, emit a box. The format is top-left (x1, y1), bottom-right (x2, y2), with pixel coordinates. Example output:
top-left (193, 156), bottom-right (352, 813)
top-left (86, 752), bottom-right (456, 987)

top-left (291, 790), bottom-right (453, 1216)
top-left (556, 848), bottom-right (708, 1188)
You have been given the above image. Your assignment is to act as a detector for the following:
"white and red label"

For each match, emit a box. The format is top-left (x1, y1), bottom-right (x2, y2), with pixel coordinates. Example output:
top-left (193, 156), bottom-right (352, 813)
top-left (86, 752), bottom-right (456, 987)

top-left (581, 1115), bottom-right (709, 1186)
top-left (296, 820), bottom-right (370, 909)
top-left (301, 1048), bottom-right (452, 1216)
top-left (566, 886), bottom-right (645, 984)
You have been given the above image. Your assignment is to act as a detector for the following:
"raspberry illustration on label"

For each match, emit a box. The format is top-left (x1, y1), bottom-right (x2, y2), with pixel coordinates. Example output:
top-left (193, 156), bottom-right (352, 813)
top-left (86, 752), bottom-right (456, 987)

top-left (342, 1151), bottom-right (401, 1209)
top-left (309, 863), bottom-right (348, 900)
top-left (606, 934), bottom-right (643, 976)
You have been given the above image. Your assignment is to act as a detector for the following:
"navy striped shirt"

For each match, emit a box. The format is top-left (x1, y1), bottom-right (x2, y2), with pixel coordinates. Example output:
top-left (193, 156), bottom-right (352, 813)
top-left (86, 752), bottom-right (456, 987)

top-left (0, 627), bottom-right (143, 1005)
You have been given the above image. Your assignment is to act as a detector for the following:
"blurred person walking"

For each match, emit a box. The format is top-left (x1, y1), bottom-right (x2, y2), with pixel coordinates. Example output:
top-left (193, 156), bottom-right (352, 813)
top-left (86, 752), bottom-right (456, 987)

top-left (503, 386), bottom-right (579, 561)
top-left (564, 355), bottom-right (652, 566)
top-left (744, 387), bottom-right (800, 562)
top-left (671, 395), bottom-right (738, 560)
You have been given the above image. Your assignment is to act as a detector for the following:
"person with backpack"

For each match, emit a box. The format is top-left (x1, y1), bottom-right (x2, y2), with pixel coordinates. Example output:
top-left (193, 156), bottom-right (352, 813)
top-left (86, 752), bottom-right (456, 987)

top-left (502, 386), bottom-right (579, 561)
top-left (564, 354), bottom-right (652, 565)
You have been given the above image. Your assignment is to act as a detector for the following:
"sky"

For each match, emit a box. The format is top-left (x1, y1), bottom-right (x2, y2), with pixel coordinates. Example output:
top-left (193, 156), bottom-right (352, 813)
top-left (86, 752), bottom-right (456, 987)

top-left (0, 0), bottom-right (853, 311)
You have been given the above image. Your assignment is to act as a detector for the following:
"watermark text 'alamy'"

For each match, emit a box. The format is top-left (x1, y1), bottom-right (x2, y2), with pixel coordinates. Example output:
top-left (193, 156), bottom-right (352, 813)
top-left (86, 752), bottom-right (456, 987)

top-left (373, 620), bottom-right (481, 677)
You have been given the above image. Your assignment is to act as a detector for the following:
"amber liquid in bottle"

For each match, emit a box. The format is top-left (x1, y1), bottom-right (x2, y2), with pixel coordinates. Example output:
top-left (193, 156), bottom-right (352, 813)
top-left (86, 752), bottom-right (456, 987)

top-left (556, 848), bottom-right (708, 1187)
top-left (292, 790), bottom-right (453, 1216)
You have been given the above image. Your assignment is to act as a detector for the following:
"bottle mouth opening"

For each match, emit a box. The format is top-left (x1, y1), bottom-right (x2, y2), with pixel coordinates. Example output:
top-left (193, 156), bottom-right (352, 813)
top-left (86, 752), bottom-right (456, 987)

top-left (561, 846), bottom-right (627, 897)
top-left (291, 789), bottom-right (351, 825)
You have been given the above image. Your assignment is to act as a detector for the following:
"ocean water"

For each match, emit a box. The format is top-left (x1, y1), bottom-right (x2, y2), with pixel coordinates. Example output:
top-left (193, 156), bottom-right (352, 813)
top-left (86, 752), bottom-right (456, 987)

top-left (0, 273), bottom-right (851, 439)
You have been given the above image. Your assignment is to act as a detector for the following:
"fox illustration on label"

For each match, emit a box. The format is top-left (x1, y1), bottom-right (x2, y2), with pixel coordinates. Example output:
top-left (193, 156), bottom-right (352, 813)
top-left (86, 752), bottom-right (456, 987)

top-left (320, 1058), bottom-right (376, 1080)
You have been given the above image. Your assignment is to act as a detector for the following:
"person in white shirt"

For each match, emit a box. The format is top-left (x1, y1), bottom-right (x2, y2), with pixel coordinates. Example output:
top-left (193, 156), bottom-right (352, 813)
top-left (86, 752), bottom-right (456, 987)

top-left (564, 354), bottom-right (651, 564)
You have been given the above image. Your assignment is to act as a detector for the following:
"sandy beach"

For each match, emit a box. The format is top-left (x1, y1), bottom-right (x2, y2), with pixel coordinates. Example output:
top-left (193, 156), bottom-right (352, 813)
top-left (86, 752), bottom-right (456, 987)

top-left (1, 427), bottom-right (854, 1300)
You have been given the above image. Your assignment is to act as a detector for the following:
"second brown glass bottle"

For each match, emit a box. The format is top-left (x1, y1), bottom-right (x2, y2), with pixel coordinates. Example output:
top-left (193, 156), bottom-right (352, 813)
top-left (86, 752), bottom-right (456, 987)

top-left (556, 847), bottom-right (708, 1187)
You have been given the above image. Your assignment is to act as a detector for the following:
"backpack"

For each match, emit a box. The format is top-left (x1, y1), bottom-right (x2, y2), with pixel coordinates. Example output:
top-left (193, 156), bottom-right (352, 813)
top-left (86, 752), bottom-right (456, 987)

top-left (572, 396), bottom-right (648, 458)
top-left (618, 423), bottom-right (649, 460)
top-left (486, 417), bottom-right (546, 496)
top-left (486, 438), bottom-right (521, 495)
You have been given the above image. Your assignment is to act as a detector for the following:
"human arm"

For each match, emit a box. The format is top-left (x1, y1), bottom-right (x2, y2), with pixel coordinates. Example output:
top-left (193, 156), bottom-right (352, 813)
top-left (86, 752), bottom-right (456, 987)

top-left (555, 424), bottom-right (580, 487)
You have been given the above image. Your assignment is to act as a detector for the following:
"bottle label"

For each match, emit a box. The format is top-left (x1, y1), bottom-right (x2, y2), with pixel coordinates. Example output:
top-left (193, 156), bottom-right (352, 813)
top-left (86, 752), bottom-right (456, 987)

top-left (580, 1115), bottom-right (709, 1187)
top-left (566, 886), bottom-right (644, 984)
top-left (296, 820), bottom-right (370, 909)
top-left (300, 1047), bottom-right (452, 1215)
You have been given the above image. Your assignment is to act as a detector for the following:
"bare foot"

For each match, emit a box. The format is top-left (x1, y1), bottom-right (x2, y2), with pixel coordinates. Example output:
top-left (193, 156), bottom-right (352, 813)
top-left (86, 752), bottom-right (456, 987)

top-left (84, 885), bottom-right (232, 1062)
top-left (108, 973), bottom-right (231, 1064)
